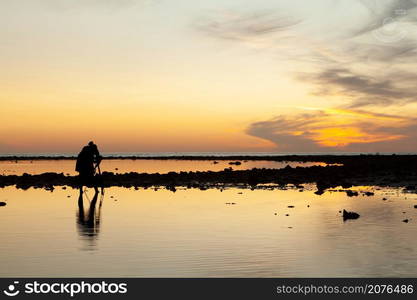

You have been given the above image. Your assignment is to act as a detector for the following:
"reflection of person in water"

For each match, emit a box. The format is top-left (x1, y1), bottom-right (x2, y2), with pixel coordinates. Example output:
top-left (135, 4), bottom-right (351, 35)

top-left (77, 188), bottom-right (104, 249)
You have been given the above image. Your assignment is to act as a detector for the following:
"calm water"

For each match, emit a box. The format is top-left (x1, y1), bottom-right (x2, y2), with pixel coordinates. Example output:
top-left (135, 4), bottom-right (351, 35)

top-left (1, 184), bottom-right (417, 277)
top-left (0, 159), bottom-right (329, 176)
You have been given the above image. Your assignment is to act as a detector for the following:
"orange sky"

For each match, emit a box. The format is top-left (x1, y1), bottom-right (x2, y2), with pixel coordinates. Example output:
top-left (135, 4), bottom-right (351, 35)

top-left (1, 0), bottom-right (417, 153)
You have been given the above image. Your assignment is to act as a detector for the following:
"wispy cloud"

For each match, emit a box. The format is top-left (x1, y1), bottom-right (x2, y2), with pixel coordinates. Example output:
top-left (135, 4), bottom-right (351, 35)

top-left (195, 10), bottom-right (300, 44)
top-left (354, 0), bottom-right (417, 36)
top-left (195, 1), bottom-right (417, 108)
top-left (297, 67), bottom-right (417, 107)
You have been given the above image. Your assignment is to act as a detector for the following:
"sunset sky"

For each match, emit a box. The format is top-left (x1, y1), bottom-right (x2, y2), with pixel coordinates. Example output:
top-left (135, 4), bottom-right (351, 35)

top-left (1, 0), bottom-right (417, 153)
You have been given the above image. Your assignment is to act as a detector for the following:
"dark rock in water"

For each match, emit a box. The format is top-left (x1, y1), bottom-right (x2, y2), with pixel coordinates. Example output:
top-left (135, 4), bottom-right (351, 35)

top-left (229, 161), bottom-right (242, 166)
top-left (166, 185), bottom-right (176, 192)
top-left (403, 219), bottom-right (409, 223)
top-left (213, 161), bottom-right (219, 164)
top-left (307, 205), bottom-right (310, 208)
top-left (285, 214), bottom-right (289, 216)
top-left (346, 190), bottom-right (359, 197)
top-left (364, 191), bottom-right (374, 196)
top-left (414, 205), bottom-right (417, 209)
top-left (343, 209), bottom-right (360, 221)
top-left (225, 202), bottom-right (236, 205)
top-left (0, 202), bottom-right (6, 207)
top-left (62, 186), bottom-right (67, 190)
top-left (45, 185), bottom-right (54, 192)
top-left (288, 205), bottom-right (294, 208)
top-left (314, 190), bottom-right (325, 195)
top-left (274, 213), bottom-right (277, 215)
top-left (382, 198), bottom-right (387, 201)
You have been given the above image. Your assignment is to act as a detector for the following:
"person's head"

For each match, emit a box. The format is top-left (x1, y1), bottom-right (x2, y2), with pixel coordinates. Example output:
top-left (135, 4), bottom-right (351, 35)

top-left (88, 141), bottom-right (95, 147)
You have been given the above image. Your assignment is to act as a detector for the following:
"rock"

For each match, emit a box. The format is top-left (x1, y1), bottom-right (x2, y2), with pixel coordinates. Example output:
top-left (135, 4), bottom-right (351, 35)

top-left (0, 202), bottom-right (6, 207)
top-left (213, 161), bottom-right (219, 164)
top-left (288, 205), bottom-right (294, 208)
top-left (346, 190), bottom-right (359, 197)
top-left (166, 185), bottom-right (176, 192)
top-left (414, 205), bottom-right (417, 209)
top-left (274, 213), bottom-right (277, 215)
top-left (403, 219), bottom-right (409, 223)
top-left (382, 198), bottom-right (387, 200)
top-left (45, 185), bottom-right (54, 192)
top-left (228, 161), bottom-right (242, 166)
top-left (342, 209), bottom-right (360, 220)
top-left (285, 214), bottom-right (289, 216)
top-left (364, 191), bottom-right (374, 196)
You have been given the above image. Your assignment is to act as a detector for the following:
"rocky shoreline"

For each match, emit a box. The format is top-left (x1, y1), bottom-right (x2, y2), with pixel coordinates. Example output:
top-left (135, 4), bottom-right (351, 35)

top-left (1, 155), bottom-right (417, 192)
top-left (0, 154), bottom-right (410, 162)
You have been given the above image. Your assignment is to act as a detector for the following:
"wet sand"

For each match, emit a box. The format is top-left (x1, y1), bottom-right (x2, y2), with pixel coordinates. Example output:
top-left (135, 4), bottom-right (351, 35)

top-left (1, 155), bottom-right (417, 192)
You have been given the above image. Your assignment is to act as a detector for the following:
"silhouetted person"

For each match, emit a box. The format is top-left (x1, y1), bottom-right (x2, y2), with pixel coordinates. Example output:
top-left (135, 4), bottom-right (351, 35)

top-left (76, 141), bottom-right (102, 191)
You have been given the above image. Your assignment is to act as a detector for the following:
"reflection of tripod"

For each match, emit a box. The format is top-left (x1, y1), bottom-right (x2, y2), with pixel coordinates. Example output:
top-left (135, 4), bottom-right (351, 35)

top-left (77, 188), bottom-right (105, 239)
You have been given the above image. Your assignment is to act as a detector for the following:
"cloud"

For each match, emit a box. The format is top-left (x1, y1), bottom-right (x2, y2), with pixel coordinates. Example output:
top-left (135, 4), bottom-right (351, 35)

top-left (355, 0), bottom-right (417, 36)
top-left (195, 10), bottom-right (300, 42)
top-left (196, 2), bottom-right (417, 109)
top-left (246, 108), bottom-right (417, 152)
top-left (297, 67), bottom-right (417, 107)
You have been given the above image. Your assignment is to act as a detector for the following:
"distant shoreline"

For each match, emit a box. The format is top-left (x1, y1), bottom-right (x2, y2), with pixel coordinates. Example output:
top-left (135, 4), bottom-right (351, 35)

top-left (0, 154), bottom-right (409, 163)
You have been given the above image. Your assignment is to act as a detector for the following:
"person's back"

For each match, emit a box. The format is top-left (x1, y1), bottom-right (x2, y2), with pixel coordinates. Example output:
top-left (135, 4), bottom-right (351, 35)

top-left (76, 141), bottom-right (101, 186)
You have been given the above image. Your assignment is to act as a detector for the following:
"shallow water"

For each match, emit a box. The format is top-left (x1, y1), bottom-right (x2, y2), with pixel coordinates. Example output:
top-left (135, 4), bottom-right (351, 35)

top-left (0, 159), bottom-right (329, 176)
top-left (1, 185), bottom-right (417, 277)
